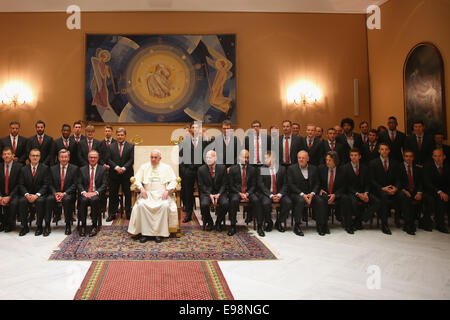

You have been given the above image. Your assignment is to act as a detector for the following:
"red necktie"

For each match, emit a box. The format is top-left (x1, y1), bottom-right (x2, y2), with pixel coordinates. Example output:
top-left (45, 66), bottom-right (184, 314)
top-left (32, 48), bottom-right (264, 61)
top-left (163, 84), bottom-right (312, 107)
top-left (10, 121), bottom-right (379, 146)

top-left (5, 164), bottom-right (9, 195)
top-left (391, 132), bottom-right (395, 142)
top-left (61, 166), bottom-right (65, 192)
top-left (439, 166), bottom-right (443, 175)
top-left (328, 168), bottom-right (334, 194)
top-left (256, 134), bottom-right (260, 163)
top-left (76, 136), bottom-right (79, 144)
top-left (106, 140), bottom-right (110, 147)
top-left (210, 166), bottom-right (215, 179)
top-left (355, 164), bottom-right (359, 176)
top-left (119, 143), bottom-right (123, 157)
top-left (38, 135), bottom-right (42, 146)
top-left (417, 136), bottom-right (422, 150)
top-left (88, 140), bottom-right (92, 152)
top-left (330, 141), bottom-right (335, 151)
top-left (363, 136), bottom-right (367, 144)
top-left (88, 166), bottom-right (95, 192)
top-left (285, 137), bottom-right (290, 164)
top-left (308, 138), bottom-right (312, 149)
top-left (384, 159), bottom-right (388, 172)
top-left (241, 165), bottom-right (246, 193)
top-left (12, 137), bottom-right (16, 154)
top-left (271, 168), bottom-right (277, 195)
top-left (64, 139), bottom-right (69, 149)
top-left (407, 165), bottom-right (414, 193)
top-left (32, 166), bottom-right (36, 178)
top-left (370, 144), bottom-right (374, 152)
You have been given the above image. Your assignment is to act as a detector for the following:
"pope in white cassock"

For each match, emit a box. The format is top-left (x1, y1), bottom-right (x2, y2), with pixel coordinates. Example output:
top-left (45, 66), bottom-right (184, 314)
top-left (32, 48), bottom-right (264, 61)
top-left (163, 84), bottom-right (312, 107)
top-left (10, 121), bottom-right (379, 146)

top-left (128, 150), bottom-right (177, 243)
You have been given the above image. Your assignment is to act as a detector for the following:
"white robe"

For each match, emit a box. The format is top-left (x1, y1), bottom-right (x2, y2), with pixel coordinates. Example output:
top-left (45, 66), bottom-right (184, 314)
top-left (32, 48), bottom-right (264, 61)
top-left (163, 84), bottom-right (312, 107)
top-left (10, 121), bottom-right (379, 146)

top-left (128, 162), bottom-right (177, 237)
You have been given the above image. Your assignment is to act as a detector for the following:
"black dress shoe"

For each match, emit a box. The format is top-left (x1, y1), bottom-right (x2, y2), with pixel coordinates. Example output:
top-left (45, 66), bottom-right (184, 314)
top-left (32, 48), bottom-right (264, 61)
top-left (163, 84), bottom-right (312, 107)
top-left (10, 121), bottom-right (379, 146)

top-left (436, 226), bottom-right (450, 234)
top-left (4, 225), bottom-right (12, 233)
top-left (89, 227), bottom-right (98, 237)
top-left (205, 222), bottom-right (214, 232)
top-left (294, 224), bottom-right (304, 236)
top-left (345, 227), bottom-right (354, 234)
top-left (405, 227), bottom-right (415, 235)
top-left (265, 220), bottom-right (273, 232)
top-left (275, 221), bottom-right (285, 233)
top-left (353, 221), bottom-right (363, 230)
top-left (155, 236), bottom-right (162, 243)
top-left (139, 236), bottom-right (150, 243)
top-left (79, 227), bottom-right (86, 237)
top-left (0, 224), bottom-right (4, 232)
top-left (215, 222), bottom-right (223, 232)
top-left (325, 225), bottom-right (330, 234)
top-left (182, 214), bottom-right (192, 223)
top-left (227, 226), bottom-right (236, 236)
top-left (35, 226), bottom-right (43, 236)
top-left (19, 227), bottom-right (29, 236)
top-left (43, 226), bottom-right (51, 237)
top-left (65, 225), bottom-right (72, 235)
top-left (105, 215), bottom-right (115, 222)
top-left (257, 226), bottom-right (265, 237)
top-left (381, 223), bottom-right (392, 235)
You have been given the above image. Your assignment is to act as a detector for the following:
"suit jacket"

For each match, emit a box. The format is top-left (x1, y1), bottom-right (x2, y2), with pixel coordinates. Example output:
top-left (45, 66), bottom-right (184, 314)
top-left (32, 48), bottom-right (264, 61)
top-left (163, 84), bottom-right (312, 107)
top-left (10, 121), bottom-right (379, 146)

top-left (27, 134), bottom-right (55, 166)
top-left (0, 161), bottom-right (23, 197)
top-left (436, 144), bottom-right (450, 166)
top-left (77, 138), bottom-right (103, 167)
top-left (398, 162), bottom-right (423, 195)
top-left (318, 164), bottom-right (345, 199)
top-left (257, 165), bottom-right (288, 197)
top-left (423, 162), bottom-right (449, 195)
top-left (404, 134), bottom-right (435, 166)
top-left (287, 163), bottom-right (320, 195)
top-left (69, 135), bottom-right (86, 167)
top-left (77, 164), bottom-right (107, 197)
top-left (369, 157), bottom-right (401, 194)
top-left (48, 163), bottom-right (79, 196)
top-left (279, 134), bottom-right (302, 166)
top-left (244, 133), bottom-right (271, 165)
top-left (19, 163), bottom-right (50, 196)
top-left (107, 141), bottom-right (134, 178)
top-left (378, 130), bottom-right (406, 163)
top-left (179, 135), bottom-right (208, 170)
top-left (321, 140), bottom-right (346, 166)
top-left (54, 137), bottom-right (77, 165)
top-left (98, 138), bottom-right (116, 166)
top-left (213, 134), bottom-right (241, 167)
top-left (228, 164), bottom-right (258, 195)
top-left (197, 164), bottom-right (228, 196)
top-left (300, 136), bottom-right (323, 166)
top-left (336, 133), bottom-right (363, 163)
top-left (361, 142), bottom-right (380, 165)
top-left (342, 162), bottom-right (370, 195)
top-left (0, 135), bottom-right (28, 164)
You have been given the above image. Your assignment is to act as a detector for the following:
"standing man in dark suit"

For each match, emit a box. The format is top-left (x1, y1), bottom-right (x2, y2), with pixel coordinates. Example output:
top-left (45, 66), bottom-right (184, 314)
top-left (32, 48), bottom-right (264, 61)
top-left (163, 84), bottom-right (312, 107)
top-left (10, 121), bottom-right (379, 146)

top-left (279, 120), bottom-right (302, 167)
top-left (257, 151), bottom-right (292, 233)
top-left (287, 150), bottom-right (324, 236)
top-left (321, 128), bottom-right (345, 165)
top-left (291, 123), bottom-right (301, 137)
top-left (0, 147), bottom-right (22, 232)
top-left (343, 148), bottom-right (380, 233)
top-left (18, 149), bottom-right (50, 236)
top-left (404, 120), bottom-right (435, 167)
top-left (213, 120), bottom-right (241, 169)
top-left (301, 124), bottom-right (323, 166)
top-left (434, 132), bottom-right (450, 165)
top-left (361, 129), bottom-right (380, 165)
top-left (54, 124), bottom-right (76, 164)
top-left (27, 120), bottom-right (55, 166)
top-left (315, 127), bottom-right (324, 140)
top-left (244, 120), bottom-right (271, 167)
top-left (69, 120), bottom-right (86, 167)
top-left (336, 118), bottom-right (363, 164)
top-left (107, 128), bottom-right (134, 221)
top-left (317, 151), bottom-right (346, 235)
top-left (78, 125), bottom-right (103, 167)
top-left (1, 121), bottom-right (28, 165)
top-left (398, 150), bottom-right (423, 235)
top-left (358, 121), bottom-right (370, 145)
top-left (369, 143), bottom-right (401, 235)
top-left (45, 149), bottom-right (79, 235)
top-left (78, 150), bottom-right (107, 237)
top-left (378, 116), bottom-right (406, 163)
top-left (179, 121), bottom-right (207, 223)
top-left (197, 150), bottom-right (229, 232)
top-left (423, 149), bottom-right (449, 233)
top-left (98, 125), bottom-right (116, 169)
top-left (228, 149), bottom-right (263, 236)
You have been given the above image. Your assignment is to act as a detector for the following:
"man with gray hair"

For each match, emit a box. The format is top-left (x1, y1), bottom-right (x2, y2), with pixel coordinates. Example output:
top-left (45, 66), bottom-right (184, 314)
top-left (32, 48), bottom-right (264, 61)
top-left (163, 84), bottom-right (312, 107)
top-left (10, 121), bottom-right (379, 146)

top-left (128, 150), bottom-right (178, 243)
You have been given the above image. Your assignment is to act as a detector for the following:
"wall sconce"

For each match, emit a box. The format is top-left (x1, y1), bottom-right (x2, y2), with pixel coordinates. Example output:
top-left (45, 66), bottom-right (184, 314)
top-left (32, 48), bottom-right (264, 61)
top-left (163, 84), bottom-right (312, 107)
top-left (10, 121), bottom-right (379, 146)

top-left (0, 81), bottom-right (34, 107)
top-left (287, 81), bottom-right (322, 106)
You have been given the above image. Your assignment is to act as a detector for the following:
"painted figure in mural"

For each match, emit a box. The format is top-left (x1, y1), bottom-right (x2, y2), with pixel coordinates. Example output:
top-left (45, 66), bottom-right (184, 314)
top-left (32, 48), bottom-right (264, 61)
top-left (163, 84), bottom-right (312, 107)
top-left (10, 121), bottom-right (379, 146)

top-left (91, 49), bottom-right (112, 109)
top-left (206, 46), bottom-right (233, 114)
top-left (147, 64), bottom-right (174, 99)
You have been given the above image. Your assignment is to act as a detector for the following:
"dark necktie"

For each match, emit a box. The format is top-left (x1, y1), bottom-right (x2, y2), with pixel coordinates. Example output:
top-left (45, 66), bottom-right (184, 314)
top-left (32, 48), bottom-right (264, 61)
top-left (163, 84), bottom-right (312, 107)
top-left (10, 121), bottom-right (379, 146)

top-left (308, 138), bottom-right (312, 149)
top-left (370, 144), bottom-right (374, 152)
top-left (88, 167), bottom-right (95, 192)
top-left (5, 164), bottom-right (9, 195)
top-left (384, 159), bottom-right (388, 172)
top-left (241, 165), bottom-right (246, 193)
top-left (355, 164), bottom-right (359, 176)
top-left (12, 137), bottom-right (16, 154)
top-left (32, 166), bottom-right (36, 178)
top-left (407, 165), bottom-right (414, 193)
top-left (439, 166), bottom-right (443, 175)
top-left (285, 137), bottom-right (290, 164)
top-left (61, 166), bottom-right (66, 192)
top-left (64, 139), bottom-right (69, 149)
top-left (38, 135), bottom-right (42, 146)
top-left (328, 168), bottom-right (334, 194)
top-left (330, 141), bottom-right (335, 151)
top-left (417, 136), bottom-right (422, 150)
top-left (391, 131), bottom-right (395, 142)
top-left (271, 168), bottom-right (277, 195)
top-left (210, 166), bottom-right (215, 179)
top-left (106, 139), bottom-right (110, 147)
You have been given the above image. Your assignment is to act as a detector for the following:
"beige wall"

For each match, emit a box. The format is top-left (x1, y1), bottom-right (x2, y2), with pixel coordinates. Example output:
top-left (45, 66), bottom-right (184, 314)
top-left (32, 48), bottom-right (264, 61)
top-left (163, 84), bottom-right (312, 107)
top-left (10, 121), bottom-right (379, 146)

top-left (0, 11), bottom-right (370, 143)
top-left (367, 0), bottom-right (450, 140)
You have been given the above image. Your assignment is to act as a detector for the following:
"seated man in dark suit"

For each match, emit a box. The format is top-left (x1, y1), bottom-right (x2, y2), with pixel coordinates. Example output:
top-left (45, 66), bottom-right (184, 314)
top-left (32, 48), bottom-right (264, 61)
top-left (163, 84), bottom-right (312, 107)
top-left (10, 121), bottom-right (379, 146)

top-left (197, 150), bottom-right (229, 232)
top-left (321, 127), bottom-right (345, 165)
top-left (369, 143), bottom-right (401, 235)
top-left (228, 149), bottom-right (263, 237)
top-left (423, 148), bottom-right (449, 233)
top-left (45, 149), bottom-right (79, 235)
top-left (361, 129), bottom-right (380, 165)
top-left (404, 120), bottom-right (435, 167)
top-left (342, 148), bottom-right (380, 232)
top-left (0, 147), bottom-right (23, 232)
top-left (318, 151), bottom-right (346, 235)
top-left (398, 150), bottom-right (423, 235)
top-left (18, 149), bottom-right (50, 236)
top-left (434, 132), bottom-right (450, 166)
top-left (0, 121), bottom-right (28, 165)
top-left (77, 150), bottom-right (107, 237)
top-left (287, 150), bottom-right (324, 236)
top-left (257, 151), bottom-right (292, 233)
top-left (301, 124), bottom-right (323, 166)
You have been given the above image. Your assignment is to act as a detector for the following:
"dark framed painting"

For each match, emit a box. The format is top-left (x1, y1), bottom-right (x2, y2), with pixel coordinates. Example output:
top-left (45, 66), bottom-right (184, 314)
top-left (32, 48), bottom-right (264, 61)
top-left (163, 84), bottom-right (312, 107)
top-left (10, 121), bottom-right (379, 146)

top-left (85, 34), bottom-right (236, 124)
top-left (404, 42), bottom-right (446, 137)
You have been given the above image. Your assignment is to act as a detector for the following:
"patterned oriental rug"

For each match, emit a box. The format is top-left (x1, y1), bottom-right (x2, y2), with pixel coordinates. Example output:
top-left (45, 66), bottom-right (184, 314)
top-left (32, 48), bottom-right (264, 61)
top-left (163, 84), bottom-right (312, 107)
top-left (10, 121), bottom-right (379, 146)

top-left (74, 260), bottom-right (234, 300)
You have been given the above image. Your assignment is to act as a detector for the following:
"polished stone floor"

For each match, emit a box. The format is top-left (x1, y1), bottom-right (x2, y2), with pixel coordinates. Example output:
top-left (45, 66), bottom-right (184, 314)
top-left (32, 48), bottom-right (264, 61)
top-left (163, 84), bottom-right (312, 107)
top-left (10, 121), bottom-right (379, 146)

top-left (0, 211), bottom-right (449, 300)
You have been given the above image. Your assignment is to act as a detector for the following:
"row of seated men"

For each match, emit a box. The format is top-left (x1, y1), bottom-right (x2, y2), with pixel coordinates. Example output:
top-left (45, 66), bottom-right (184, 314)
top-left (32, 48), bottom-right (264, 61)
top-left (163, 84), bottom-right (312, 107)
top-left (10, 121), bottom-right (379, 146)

top-left (0, 121), bottom-right (135, 236)
top-left (179, 118), bottom-right (450, 237)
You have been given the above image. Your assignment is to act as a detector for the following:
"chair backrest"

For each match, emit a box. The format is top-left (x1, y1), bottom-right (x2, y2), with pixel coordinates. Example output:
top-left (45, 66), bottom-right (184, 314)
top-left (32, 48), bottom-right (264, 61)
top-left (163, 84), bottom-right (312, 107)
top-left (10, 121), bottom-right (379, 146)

top-left (134, 146), bottom-right (180, 176)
